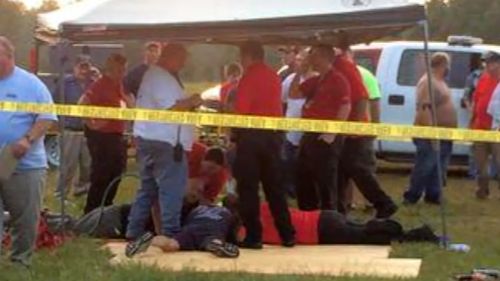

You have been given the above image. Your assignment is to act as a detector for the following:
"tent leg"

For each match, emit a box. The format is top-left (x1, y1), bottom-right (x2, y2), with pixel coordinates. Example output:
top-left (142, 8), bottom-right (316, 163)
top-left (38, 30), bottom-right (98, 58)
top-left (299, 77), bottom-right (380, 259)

top-left (57, 41), bottom-right (70, 233)
top-left (422, 20), bottom-right (449, 249)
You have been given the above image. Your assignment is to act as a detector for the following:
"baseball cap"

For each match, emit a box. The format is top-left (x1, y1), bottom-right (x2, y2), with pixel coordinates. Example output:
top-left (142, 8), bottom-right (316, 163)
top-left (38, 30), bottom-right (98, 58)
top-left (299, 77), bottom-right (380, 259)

top-left (482, 51), bottom-right (500, 63)
top-left (75, 54), bottom-right (91, 66)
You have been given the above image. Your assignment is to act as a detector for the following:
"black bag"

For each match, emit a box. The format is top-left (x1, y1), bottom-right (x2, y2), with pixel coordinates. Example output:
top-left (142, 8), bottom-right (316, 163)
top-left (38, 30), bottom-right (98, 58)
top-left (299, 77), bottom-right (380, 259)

top-left (73, 205), bottom-right (129, 239)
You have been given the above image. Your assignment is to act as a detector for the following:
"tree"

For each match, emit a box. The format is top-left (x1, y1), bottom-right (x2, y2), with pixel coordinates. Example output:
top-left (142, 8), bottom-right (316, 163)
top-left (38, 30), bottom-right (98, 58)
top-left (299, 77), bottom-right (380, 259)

top-left (401, 0), bottom-right (500, 44)
top-left (38, 0), bottom-right (59, 12)
top-left (0, 0), bottom-right (36, 67)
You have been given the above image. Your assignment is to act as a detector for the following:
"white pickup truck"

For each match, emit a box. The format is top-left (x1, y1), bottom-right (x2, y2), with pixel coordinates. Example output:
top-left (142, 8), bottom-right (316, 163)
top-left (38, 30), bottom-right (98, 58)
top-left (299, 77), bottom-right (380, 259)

top-left (353, 37), bottom-right (500, 164)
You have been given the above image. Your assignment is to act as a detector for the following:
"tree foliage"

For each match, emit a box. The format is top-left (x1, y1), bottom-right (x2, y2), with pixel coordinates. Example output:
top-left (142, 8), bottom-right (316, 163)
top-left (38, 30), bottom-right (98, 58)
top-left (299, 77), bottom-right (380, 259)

top-left (403, 0), bottom-right (500, 43)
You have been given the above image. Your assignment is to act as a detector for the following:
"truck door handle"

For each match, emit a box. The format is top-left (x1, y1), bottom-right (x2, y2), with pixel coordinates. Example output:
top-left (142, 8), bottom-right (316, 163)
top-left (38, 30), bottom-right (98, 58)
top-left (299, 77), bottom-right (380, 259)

top-left (388, 95), bottom-right (405, 105)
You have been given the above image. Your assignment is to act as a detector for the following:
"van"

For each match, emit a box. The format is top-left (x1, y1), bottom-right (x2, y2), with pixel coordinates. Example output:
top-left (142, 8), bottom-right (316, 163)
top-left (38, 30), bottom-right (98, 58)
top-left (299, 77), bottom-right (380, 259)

top-left (352, 37), bottom-right (500, 164)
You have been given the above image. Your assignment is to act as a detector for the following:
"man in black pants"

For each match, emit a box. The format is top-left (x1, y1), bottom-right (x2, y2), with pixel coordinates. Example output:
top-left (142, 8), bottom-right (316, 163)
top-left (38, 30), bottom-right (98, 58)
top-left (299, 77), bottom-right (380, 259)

top-left (334, 40), bottom-right (397, 218)
top-left (338, 138), bottom-right (398, 218)
top-left (78, 54), bottom-right (133, 214)
top-left (232, 41), bottom-right (295, 249)
top-left (288, 45), bottom-right (351, 211)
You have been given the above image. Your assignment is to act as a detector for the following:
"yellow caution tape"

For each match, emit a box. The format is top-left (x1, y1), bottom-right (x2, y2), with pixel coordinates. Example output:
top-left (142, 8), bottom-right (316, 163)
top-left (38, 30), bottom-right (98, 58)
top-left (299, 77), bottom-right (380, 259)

top-left (1, 101), bottom-right (499, 143)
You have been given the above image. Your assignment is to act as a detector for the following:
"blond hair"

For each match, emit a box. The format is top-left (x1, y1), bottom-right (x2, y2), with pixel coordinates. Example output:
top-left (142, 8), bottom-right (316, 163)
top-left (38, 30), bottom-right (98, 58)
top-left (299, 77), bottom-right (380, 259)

top-left (431, 52), bottom-right (450, 69)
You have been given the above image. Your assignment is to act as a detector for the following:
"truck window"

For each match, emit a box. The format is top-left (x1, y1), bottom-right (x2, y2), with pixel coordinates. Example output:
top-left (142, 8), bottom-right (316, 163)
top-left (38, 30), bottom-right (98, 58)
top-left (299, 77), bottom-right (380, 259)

top-left (397, 50), bottom-right (478, 89)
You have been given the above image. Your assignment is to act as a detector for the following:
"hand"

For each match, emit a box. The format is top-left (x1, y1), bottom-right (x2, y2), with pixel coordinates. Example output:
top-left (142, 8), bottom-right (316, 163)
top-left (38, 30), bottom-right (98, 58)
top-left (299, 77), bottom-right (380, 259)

top-left (86, 119), bottom-right (108, 130)
top-left (11, 137), bottom-right (31, 159)
top-left (189, 94), bottom-right (203, 108)
top-left (318, 134), bottom-right (336, 144)
top-left (121, 93), bottom-right (135, 108)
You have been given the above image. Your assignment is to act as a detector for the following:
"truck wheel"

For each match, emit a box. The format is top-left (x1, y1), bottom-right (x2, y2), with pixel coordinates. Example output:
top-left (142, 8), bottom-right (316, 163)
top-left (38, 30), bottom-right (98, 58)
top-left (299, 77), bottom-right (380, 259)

top-left (45, 136), bottom-right (60, 168)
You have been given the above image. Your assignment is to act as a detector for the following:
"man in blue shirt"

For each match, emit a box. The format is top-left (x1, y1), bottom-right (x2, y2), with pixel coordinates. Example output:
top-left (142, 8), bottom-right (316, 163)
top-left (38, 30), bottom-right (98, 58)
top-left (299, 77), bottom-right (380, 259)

top-left (124, 42), bottom-right (161, 96)
top-left (54, 55), bottom-right (93, 200)
top-left (0, 36), bottom-right (57, 266)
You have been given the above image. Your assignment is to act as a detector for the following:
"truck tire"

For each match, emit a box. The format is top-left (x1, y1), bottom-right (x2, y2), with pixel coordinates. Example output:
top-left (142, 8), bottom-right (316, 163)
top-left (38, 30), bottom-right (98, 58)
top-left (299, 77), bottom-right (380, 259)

top-left (45, 136), bottom-right (60, 169)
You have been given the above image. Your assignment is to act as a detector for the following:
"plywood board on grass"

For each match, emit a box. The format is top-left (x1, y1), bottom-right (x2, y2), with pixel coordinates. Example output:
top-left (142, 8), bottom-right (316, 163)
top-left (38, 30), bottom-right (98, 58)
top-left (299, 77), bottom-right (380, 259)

top-left (105, 243), bottom-right (421, 279)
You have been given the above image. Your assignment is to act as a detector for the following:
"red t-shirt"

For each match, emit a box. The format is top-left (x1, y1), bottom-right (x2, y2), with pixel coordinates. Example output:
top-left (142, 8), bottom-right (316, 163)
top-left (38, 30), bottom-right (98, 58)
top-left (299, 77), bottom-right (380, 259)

top-left (473, 73), bottom-right (499, 130)
top-left (84, 75), bottom-right (126, 134)
top-left (261, 203), bottom-right (320, 245)
top-left (188, 142), bottom-right (229, 203)
top-left (234, 62), bottom-right (283, 117)
top-left (334, 55), bottom-right (369, 121)
top-left (300, 69), bottom-right (351, 120)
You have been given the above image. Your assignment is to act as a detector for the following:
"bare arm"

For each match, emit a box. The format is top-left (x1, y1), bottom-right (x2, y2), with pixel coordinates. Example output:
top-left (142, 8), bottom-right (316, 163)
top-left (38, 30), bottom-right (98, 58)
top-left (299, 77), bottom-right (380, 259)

top-left (11, 119), bottom-right (55, 159)
top-left (350, 99), bottom-right (368, 121)
top-left (369, 99), bottom-right (381, 123)
top-left (78, 93), bottom-right (109, 130)
top-left (414, 80), bottom-right (433, 126)
top-left (77, 94), bottom-right (90, 106)
top-left (169, 94), bottom-right (202, 111)
top-left (121, 93), bottom-right (136, 108)
top-left (337, 102), bottom-right (352, 121)
top-left (27, 120), bottom-right (54, 142)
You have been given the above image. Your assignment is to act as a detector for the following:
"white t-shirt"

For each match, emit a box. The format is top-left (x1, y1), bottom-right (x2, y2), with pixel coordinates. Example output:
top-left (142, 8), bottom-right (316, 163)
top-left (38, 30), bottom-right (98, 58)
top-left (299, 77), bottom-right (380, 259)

top-left (282, 73), bottom-right (306, 146)
top-left (487, 81), bottom-right (500, 130)
top-left (133, 65), bottom-right (195, 150)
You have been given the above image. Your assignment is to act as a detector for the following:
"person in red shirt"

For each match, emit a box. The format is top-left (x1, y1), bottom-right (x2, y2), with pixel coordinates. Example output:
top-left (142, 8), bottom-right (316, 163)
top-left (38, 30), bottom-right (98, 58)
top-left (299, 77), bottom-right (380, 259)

top-left (187, 142), bottom-right (229, 204)
top-left (232, 41), bottom-right (295, 249)
top-left (79, 53), bottom-right (134, 214)
top-left (222, 199), bottom-right (438, 246)
top-left (335, 43), bottom-right (397, 218)
top-left (289, 44), bottom-right (351, 211)
top-left (471, 52), bottom-right (500, 199)
top-left (149, 142), bottom-right (230, 236)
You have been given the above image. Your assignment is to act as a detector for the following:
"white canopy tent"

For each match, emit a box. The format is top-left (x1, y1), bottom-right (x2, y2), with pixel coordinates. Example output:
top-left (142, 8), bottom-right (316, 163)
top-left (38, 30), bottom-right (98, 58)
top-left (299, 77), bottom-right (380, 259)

top-left (35, 0), bottom-right (426, 44)
top-left (36, 0), bottom-right (451, 246)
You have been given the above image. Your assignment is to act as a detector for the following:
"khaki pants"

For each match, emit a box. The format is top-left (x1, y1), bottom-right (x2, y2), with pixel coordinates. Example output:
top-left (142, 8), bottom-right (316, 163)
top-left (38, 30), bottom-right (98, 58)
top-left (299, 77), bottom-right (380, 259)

top-left (473, 142), bottom-right (500, 194)
top-left (0, 169), bottom-right (46, 266)
top-left (55, 131), bottom-right (91, 198)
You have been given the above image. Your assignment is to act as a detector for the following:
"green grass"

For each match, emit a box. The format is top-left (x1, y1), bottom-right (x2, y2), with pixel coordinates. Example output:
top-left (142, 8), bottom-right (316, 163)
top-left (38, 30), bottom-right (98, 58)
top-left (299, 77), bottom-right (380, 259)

top-left (3, 163), bottom-right (500, 281)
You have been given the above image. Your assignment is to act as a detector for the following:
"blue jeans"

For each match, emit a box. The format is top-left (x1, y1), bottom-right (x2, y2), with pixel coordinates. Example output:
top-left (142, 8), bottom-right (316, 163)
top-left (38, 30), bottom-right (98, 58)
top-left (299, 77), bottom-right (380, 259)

top-left (281, 140), bottom-right (299, 198)
top-left (404, 139), bottom-right (453, 204)
top-left (126, 139), bottom-right (187, 238)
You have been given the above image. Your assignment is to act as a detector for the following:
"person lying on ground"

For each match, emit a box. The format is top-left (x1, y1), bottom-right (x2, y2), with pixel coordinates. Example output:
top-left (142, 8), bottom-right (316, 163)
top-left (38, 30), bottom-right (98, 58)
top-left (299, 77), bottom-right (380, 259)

top-left (126, 204), bottom-right (239, 259)
top-left (224, 195), bottom-right (440, 246)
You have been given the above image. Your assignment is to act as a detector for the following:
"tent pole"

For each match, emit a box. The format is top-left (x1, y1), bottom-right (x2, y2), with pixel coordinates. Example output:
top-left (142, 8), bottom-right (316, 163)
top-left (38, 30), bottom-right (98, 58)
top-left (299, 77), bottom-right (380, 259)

top-left (422, 20), bottom-right (449, 249)
top-left (57, 40), bottom-right (69, 233)
top-left (33, 39), bottom-right (41, 74)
